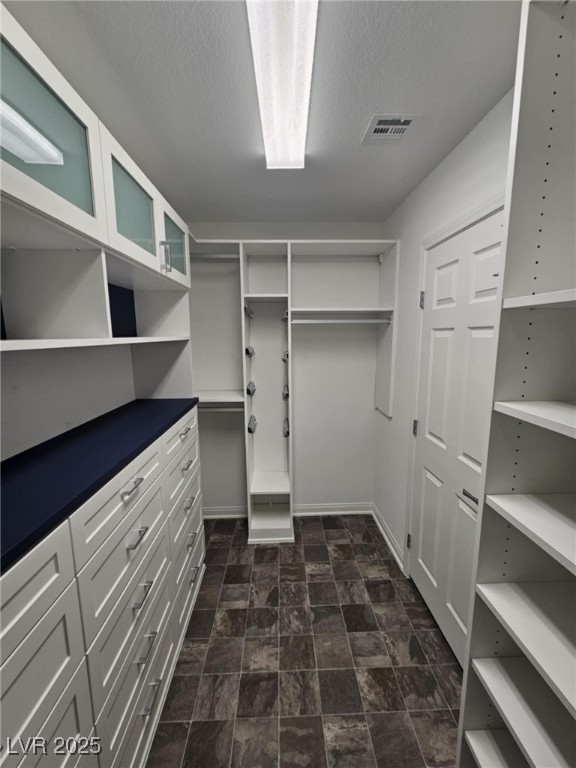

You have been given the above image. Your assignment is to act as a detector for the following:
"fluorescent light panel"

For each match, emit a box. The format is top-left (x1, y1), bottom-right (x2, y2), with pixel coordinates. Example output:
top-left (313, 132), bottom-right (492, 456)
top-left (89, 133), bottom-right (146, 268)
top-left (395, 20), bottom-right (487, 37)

top-left (0, 98), bottom-right (63, 165)
top-left (246, 0), bottom-right (319, 169)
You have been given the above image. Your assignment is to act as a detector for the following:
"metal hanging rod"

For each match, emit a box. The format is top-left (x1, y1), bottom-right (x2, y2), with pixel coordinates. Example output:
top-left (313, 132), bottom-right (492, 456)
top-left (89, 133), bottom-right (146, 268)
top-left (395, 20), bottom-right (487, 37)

top-left (291, 319), bottom-right (392, 325)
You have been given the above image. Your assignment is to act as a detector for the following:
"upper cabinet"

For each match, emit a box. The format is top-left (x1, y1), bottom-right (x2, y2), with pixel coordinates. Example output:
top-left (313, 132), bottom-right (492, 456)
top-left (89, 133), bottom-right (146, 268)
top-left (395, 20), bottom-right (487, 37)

top-left (0, 10), bottom-right (107, 242)
top-left (0, 8), bottom-right (190, 289)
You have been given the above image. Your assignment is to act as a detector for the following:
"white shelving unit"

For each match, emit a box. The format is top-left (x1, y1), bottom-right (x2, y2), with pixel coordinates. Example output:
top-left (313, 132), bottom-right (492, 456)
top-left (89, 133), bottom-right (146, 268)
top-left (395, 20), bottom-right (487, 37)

top-left (493, 400), bottom-right (576, 438)
top-left (465, 729), bottom-right (529, 768)
top-left (458, 4), bottom-right (576, 767)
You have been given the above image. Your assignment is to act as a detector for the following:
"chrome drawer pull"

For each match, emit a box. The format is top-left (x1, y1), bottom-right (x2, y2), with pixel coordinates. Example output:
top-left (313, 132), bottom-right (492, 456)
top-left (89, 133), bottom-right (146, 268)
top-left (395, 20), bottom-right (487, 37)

top-left (140, 679), bottom-right (162, 717)
top-left (134, 631), bottom-right (158, 665)
top-left (184, 496), bottom-right (195, 513)
top-left (182, 459), bottom-right (194, 471)
top-left (132, 580), bottom-right (153, 610)
top-left (187, 532), bottom-right (198, 549)
top-left (126, 526), bottom-right (149, 551)
top-left (179, 426), bottom-right (191, 439)
top-left (120, 476), bottom-right (144, 501)
top-left (189, 566), bottom-right (200, 585)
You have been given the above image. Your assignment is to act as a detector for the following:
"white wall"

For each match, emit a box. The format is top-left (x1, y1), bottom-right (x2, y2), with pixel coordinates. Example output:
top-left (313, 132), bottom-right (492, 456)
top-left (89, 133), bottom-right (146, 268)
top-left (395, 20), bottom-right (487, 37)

top-left (374, 91), bottom-right (514, 563)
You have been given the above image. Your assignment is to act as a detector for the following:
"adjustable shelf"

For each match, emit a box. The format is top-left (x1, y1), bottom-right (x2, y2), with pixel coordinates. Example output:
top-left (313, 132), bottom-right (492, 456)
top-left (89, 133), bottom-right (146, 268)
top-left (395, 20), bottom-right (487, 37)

top-left (464, 730), bottom-right (529, 768)
top-left (472, 657), bottom-right (575, 768)
top-left (493, 401), bottom-right (576, 439)
top-left (0, 337), bottom-right (188, 351)
top-left (502, 289), bottom-right (576, 310)
top-left (250, 471), bottom-right (290, 495)
top-left (291, 307), bottom-right (393, 324)
top-left (485, 494), bottom-right (576, 575)
top-left (476, 582), bottom-right (576, 715)
top-left (244, 294), bottom-right (288, 302)
top-left (196, 390), bottom-right (244, 408)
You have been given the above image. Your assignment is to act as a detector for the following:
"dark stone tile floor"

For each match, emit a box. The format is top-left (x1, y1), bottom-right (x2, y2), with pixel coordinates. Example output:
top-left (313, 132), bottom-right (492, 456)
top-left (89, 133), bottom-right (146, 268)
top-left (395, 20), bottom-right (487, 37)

top-left (146, 515), bottom-right (461, 768)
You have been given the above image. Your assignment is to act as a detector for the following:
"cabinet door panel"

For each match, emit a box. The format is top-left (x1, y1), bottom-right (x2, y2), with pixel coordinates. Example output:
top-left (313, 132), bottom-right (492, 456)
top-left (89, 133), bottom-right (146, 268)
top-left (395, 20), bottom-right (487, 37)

top-left (0, 582), bottom-right (84, 768)
top-left (0, 11), bottom-right (107, 242)
top-left (0, 521), bottom-right (74, 665)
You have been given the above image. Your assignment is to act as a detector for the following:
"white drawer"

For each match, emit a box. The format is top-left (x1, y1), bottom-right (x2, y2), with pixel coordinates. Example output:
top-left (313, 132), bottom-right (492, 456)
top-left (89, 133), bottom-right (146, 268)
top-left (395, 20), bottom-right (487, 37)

top-left (173, 531), bottom-right (205, 643)
top-left (0, 521), bottom-right (74, 666)
top-left (162, 409), bottom-right (198, 466)
top-left (95, 576), bottom-right (173, 760)
top-left (162, 436), bottom-right (200, 518)
top-left (169, 467), bottom-right (201, 556)
top-left (69, 440), bottom-right (163, 571)
top-left (112, 626), bottom-right (176, 768)
top-left (77, 482), bottom-right (166, 647)
top-left (17, 661), bottom-right (95, 768)
top-left (0, 582), bottom-right (84, 768)
top-left (173, 518), bottom-right (204, 600)
top-left (87, 524), bottom-right (172, 718)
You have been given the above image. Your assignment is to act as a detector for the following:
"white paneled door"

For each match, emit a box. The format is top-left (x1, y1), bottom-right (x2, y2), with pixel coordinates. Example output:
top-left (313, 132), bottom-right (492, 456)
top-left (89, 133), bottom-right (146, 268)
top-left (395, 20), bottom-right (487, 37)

top-left (411, 210), bottom-right (504, 664)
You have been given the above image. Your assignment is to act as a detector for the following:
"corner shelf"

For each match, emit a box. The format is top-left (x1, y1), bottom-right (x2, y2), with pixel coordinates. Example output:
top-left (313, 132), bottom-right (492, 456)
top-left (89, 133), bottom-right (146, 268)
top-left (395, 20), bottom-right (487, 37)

top-left (464, 729), bottom-right (529, 768)
top-left (476, 582), bottom-right (576, 716)
top-left (250, 471), bottom-right (290, 495)
top-left (493, 401), bottom-right (576, 439)
top-left (472, 657), bottom-right (575, 768)
top-left (0, 337), bottom-right (188, 352)
top-left (502, 289), bottom-right (576, 310)
top-left (485, 494), bottom-right (576, 575)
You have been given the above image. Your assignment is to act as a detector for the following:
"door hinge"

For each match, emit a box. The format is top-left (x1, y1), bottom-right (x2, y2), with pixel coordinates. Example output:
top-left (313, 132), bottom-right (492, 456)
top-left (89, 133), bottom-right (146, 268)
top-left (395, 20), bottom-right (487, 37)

top-left (419, 291), bottom-right (425, 309)
top-left (406, 533), bottom-right (412, 549)
top-left (412, 419), bottom-right (418, 436)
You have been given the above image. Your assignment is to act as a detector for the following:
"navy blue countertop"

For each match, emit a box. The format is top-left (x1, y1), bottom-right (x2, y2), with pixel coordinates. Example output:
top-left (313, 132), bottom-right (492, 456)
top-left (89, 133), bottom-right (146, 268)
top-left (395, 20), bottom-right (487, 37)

top-left (1, 398), bottom-right (198, 572)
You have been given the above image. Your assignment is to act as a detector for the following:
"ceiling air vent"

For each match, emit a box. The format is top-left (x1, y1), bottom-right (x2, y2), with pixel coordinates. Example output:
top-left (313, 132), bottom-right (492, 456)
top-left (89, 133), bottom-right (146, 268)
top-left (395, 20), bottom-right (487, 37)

top-left (362, 114), bottom-right (419, 144)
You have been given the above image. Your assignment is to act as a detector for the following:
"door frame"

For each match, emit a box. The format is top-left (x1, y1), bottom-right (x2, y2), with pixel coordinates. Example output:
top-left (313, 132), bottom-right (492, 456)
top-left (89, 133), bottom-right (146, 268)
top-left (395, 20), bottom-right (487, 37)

top-left (404, 193), bottom-right (505, 577)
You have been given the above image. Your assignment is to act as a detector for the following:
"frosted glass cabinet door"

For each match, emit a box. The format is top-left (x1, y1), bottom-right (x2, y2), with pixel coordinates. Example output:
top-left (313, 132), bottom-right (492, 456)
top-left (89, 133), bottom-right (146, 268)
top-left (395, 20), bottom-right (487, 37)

top-left (0, 11), bottom-right (107, 242)
top-left (159, 204), bottom-right (190, 288)
top-left (100, 123), bottom-right (159, 272)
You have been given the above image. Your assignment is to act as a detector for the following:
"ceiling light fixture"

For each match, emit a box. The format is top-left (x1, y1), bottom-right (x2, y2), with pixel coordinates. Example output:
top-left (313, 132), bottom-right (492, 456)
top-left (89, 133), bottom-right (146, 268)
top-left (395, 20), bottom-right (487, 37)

top-left (0, 99), bottom-right (63, 165)
top-left (246, 0), bottom-right (319, 169)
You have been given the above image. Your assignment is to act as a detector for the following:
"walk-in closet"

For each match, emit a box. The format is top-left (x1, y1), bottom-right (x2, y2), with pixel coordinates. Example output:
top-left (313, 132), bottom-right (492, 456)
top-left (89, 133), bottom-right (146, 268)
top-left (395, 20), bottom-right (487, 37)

top-left (0, 2), bottom-right (573, 768)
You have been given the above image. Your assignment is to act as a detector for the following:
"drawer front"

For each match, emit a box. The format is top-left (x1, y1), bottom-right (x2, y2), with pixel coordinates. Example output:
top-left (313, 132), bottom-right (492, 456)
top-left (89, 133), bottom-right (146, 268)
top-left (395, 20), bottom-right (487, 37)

top-left (169, 467), bottom-right (201, 555)
top-left (173, 519), bottom-right (204, 599)
top-left (173, 531), bottom-right (205, 643)
top-left (0, 521), bottom-right (74, 666)
top-left (87, 524), bottom-right (172, 717)
top-left (162, 437), bottom-right (200, 517)
top-left (113, 626), bottom-right (176, 768)
top-left (69, 440), bottom-right (162, 571)
top-left (77, 483), bottom-right (166, 647)
top-left (162, 409), bottom-right (198, 466)
top-left (0, 582), bottom-right (84, 768)
top-left (17, 662), bottom-right (95, 768)
top-left (96, 576), bottom-right (173, 758)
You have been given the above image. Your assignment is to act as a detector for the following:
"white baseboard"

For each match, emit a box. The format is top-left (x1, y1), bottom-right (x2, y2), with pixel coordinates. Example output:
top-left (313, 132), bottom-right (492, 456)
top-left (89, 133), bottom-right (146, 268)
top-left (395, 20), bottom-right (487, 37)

top-left (203, 506), bottom-right (247, 519)
top-left (370, 503), bottom-right (406, 573)
top-left (293, 502), bottom-right (374, 516)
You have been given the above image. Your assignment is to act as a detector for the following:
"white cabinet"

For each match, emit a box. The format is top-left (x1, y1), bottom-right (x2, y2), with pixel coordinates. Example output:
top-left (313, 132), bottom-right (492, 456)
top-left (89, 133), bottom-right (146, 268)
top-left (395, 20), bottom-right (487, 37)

top-left (0, 10), bottom-right (107, 244)
top-left (0, 582), bottom-right (85, 768)
top-left (99, 123), bottom-right (190, 287)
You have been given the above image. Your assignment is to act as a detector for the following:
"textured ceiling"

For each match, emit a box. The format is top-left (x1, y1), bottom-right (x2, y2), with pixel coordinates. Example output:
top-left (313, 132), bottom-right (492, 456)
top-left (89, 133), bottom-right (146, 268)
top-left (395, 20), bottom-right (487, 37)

top-left (6, 1), bottom-right (521, 226)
